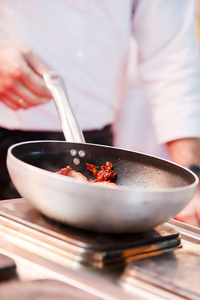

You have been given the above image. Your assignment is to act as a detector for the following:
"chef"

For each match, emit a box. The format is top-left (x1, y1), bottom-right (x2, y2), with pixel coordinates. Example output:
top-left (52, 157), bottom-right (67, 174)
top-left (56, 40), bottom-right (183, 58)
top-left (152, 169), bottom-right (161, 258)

top-left (0, 0), bottom-right (200, 226)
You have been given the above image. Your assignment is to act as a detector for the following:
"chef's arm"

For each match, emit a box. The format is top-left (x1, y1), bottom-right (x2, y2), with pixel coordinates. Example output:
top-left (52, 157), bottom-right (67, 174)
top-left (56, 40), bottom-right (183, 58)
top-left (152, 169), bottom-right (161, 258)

top-left (167, 138), bottom-right (200, 166)
top-left (132, 0), bottom-right (200, 147)
top-left (167, 138), bottom-right (200, 227)
top-left (132, 0), bottom-right (200, 227)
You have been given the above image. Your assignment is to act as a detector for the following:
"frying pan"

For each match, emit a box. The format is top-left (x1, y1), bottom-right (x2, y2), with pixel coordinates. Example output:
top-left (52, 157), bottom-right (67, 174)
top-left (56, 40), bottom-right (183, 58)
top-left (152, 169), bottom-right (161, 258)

top-left (6, 72), bottom-right (199, 233)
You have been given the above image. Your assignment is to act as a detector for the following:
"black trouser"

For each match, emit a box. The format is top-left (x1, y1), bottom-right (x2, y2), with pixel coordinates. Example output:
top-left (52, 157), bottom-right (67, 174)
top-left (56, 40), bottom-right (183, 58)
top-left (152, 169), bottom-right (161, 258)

top-left (0, 125), bottom-right (113, 200)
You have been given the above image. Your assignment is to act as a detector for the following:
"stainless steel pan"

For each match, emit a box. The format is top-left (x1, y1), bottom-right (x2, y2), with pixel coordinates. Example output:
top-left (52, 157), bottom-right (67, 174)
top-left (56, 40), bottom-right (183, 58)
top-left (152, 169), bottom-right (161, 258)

top-left (6, 72), bottom-right (199, 233)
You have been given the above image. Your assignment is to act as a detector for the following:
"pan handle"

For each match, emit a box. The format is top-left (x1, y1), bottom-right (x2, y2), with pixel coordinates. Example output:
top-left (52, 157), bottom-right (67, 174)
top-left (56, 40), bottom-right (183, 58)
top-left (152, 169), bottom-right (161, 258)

top-left (43, 72), bottom-right (85, 143)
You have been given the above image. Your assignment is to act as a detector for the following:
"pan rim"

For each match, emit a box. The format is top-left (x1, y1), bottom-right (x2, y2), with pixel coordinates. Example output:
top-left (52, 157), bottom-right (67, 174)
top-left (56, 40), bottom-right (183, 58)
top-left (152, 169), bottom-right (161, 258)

top-left (7, 140), bottom-right (199, 193)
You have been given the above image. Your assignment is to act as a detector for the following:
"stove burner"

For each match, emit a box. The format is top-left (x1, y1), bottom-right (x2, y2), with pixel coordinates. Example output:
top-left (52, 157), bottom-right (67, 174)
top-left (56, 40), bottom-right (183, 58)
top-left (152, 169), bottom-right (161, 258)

top-left (0, 199), bottom-right (181, 269)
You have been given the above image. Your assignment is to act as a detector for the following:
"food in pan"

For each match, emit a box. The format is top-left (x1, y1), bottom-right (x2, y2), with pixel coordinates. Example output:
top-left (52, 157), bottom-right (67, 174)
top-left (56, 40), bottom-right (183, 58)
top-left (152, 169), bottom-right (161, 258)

top-left (56, 166), bottom-right (88, 182)
top-left (56, 161), bottom-right (117, 188)
top-left (86, 161), bottom-right (116, 182)
top-left (92, 181), bottom-right (117, 188)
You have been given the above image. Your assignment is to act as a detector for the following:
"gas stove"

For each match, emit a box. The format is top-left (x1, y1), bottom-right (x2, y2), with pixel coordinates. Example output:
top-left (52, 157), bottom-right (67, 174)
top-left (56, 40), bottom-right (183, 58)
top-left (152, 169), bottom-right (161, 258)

top-left (0, 198), bottom-right (181, 269)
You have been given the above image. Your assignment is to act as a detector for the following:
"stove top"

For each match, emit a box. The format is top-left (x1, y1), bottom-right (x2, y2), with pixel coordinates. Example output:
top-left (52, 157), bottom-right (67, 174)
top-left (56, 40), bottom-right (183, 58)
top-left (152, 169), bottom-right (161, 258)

top-left (0, 199), bottom-right (181, 269)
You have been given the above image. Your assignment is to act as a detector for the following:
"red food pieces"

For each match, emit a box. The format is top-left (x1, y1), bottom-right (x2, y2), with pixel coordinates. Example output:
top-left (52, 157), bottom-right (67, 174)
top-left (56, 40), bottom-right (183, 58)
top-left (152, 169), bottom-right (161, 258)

top-left (56, 161), bottom-right (117, 188)
top-left (86, 161), bottom-right (117, 183)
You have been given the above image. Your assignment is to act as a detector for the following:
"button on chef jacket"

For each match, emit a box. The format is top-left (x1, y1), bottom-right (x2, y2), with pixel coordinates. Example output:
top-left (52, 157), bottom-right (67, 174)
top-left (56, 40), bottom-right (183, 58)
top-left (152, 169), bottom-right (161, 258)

top-left (0, 0), bottom-right (200, 160)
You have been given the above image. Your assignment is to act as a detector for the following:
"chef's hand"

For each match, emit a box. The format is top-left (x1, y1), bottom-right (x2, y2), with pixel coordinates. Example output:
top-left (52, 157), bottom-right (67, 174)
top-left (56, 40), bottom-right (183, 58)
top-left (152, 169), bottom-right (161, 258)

top-left (0, 41), bottom-right (52, 110)
top-left (174, 184), bottom-right (200, 227)
top-left (167, 138), bottom-right (200, 227)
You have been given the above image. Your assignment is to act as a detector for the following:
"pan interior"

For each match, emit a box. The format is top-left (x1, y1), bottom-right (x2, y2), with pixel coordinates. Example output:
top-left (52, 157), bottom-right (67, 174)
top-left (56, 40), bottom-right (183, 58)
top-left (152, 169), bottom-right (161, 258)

top-left (11, 141), bottom-right (196, 190)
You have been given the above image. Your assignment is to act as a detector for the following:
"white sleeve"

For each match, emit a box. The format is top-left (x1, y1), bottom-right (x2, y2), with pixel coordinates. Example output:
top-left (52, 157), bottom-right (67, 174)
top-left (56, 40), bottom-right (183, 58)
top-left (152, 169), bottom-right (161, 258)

top-left (132, 0), bottom-right (200, 144)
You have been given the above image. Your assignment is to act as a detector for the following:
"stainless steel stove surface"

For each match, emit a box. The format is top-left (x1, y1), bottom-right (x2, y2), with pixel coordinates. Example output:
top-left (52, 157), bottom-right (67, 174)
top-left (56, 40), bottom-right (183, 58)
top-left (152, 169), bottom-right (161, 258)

top-left (1, 199), bottom-right (200, 299)
top-left (0, 198), bottom-right (181, 269)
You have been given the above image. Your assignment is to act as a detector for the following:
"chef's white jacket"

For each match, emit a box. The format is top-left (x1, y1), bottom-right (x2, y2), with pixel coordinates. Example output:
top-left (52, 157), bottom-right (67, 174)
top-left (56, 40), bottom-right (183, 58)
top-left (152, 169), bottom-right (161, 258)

top-left (0, 0), bottom-right (200, 159)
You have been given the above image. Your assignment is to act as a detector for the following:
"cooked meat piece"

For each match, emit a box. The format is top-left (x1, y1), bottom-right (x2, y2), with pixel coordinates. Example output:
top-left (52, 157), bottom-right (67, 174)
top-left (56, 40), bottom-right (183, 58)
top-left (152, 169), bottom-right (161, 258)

top-left (56, 166), bottom-right (87, 182)
top-left (93, 181), bottom-right (118, 188)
